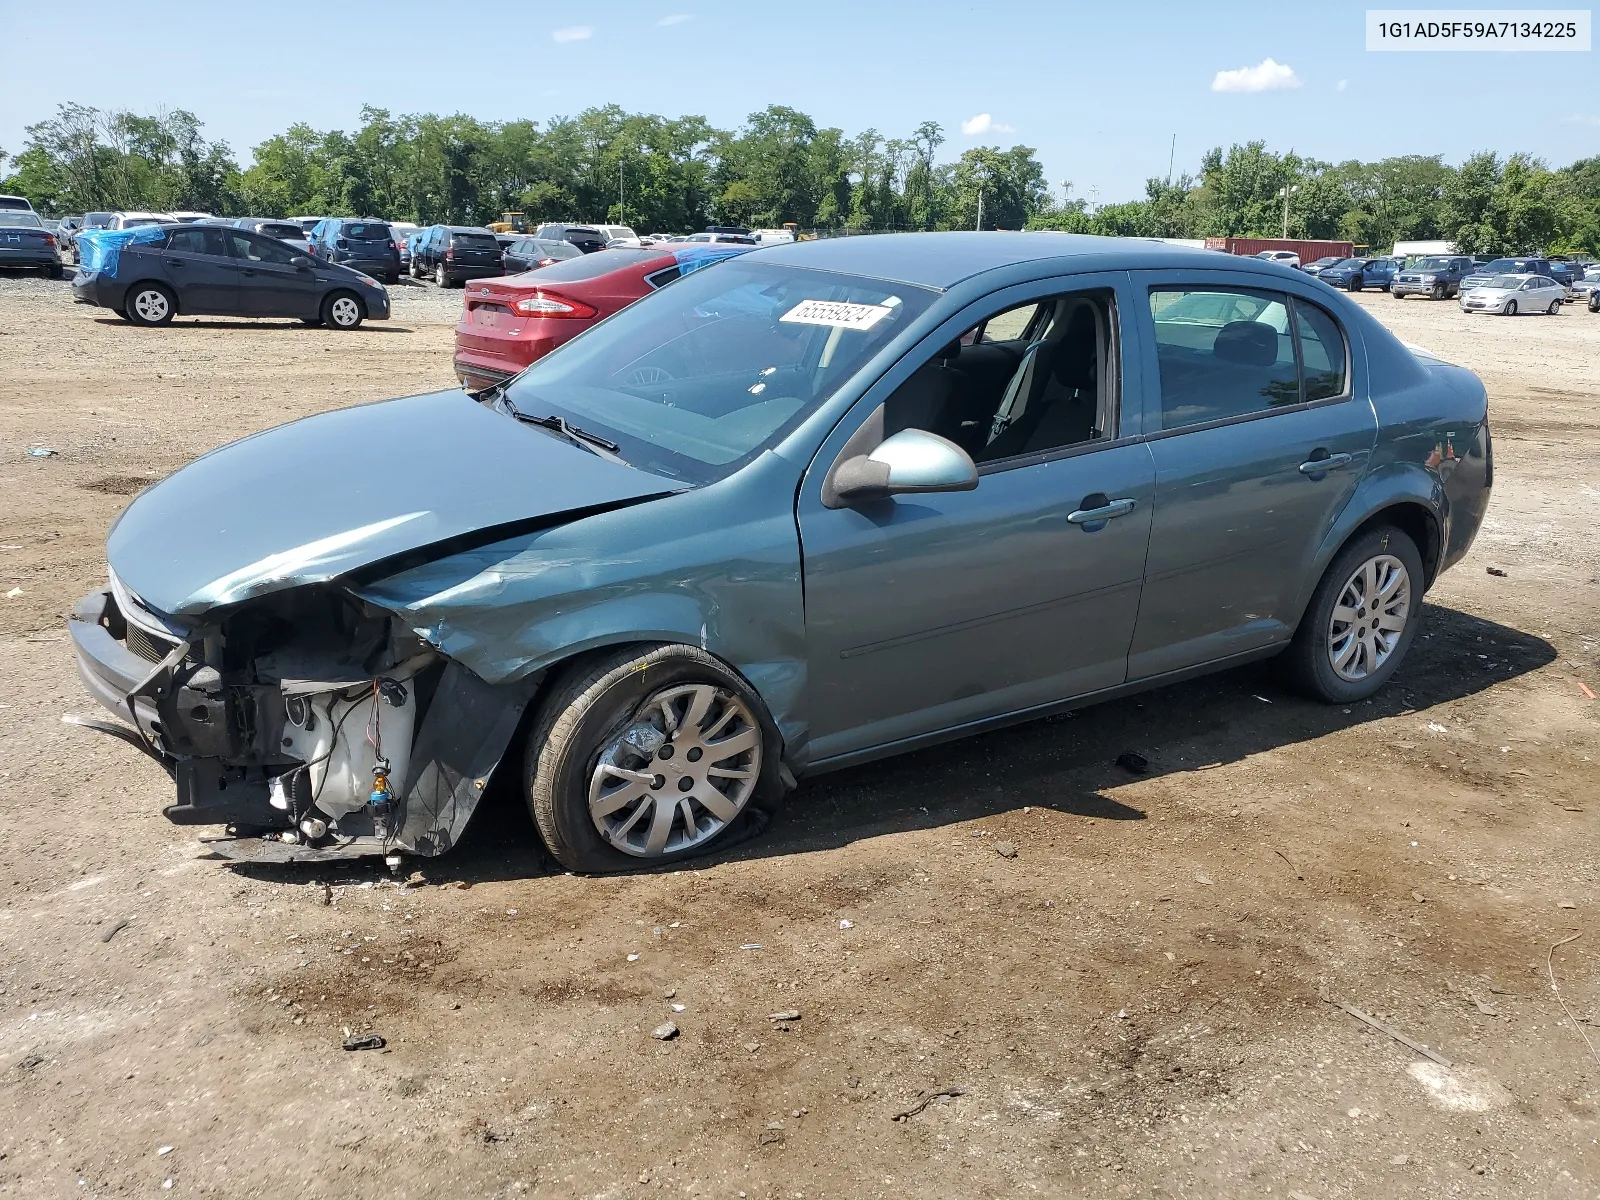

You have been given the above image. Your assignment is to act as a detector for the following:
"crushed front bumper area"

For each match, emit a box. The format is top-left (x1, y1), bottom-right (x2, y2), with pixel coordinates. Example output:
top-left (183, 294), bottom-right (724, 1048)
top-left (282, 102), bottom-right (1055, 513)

top-left (67, 585), bottom-right (539, 861)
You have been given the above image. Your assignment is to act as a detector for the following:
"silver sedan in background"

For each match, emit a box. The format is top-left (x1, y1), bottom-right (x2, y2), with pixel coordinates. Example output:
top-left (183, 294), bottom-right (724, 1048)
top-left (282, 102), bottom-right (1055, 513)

top-left (1459, 273), bottom-right (1566, 315)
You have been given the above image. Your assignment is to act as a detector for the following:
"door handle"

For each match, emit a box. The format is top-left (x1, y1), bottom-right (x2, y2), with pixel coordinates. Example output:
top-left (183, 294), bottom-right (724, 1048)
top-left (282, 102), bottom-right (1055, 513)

top-left (164, 258), bottom-right (184, 267)
top-left (1067, 498), bottom-right (1137, 525)
top-left (1298, 452), bottom-right (1354, 475)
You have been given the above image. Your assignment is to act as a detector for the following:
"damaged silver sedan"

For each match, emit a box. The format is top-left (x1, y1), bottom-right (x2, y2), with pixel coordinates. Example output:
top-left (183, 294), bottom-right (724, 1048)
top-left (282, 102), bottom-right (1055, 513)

top-left (69, 234), bottom-right (1491, 872)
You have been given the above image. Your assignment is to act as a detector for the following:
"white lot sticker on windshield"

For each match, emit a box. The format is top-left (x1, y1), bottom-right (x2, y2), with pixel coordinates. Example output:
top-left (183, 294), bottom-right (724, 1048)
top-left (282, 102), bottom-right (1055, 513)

top-left (780, 299), bottom-right (892, 330)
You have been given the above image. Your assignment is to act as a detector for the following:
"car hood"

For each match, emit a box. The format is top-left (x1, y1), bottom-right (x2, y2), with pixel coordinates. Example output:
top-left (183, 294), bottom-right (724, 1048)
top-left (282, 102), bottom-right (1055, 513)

top-left (107, 389), bottom-right (679, 619)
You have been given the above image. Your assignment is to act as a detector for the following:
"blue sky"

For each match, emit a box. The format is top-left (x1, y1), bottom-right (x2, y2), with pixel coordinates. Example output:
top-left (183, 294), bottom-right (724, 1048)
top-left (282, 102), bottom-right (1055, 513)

top-left (1, 0), bottom-right (1594, 203)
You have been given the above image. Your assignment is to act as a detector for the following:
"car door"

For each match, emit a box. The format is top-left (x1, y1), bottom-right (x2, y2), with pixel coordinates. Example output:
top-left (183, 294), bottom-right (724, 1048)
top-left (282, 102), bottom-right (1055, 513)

top-left (1126, 275), bottom-right (1377, 679)
top-left (151, 225), bottom-right (239, 313)
top-left (796, 274), bottom-right (1157, 765)
top-left (225, 230), bottom-right (320, 317)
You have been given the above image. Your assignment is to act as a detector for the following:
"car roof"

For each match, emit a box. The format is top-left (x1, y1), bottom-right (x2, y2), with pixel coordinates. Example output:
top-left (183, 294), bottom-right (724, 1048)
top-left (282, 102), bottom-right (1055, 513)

top-left (443, 225), bottom-right (490, 233)
top-left (749, 231), bottom-right (1253, 290)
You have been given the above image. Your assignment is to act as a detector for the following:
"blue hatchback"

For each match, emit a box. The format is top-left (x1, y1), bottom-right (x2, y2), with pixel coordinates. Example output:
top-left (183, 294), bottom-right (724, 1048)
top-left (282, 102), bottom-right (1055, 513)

top-left (67, 233), bottom-right (1492, 872)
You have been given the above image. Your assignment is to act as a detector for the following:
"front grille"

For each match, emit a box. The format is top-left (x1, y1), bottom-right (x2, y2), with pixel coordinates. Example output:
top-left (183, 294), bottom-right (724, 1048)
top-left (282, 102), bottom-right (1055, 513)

top-left (125, 624), bottom-right (180, 663)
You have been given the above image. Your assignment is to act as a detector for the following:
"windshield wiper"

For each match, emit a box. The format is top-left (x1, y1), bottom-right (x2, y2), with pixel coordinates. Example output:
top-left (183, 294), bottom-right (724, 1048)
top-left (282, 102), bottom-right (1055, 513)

top-left (499, 398), bottom-right (625, 462)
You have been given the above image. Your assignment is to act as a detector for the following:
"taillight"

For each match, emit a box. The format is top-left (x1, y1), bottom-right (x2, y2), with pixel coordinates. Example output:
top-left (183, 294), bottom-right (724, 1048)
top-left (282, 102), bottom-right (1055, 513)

top-left (335, 238), bottom-right (348, 249)
top-left (44, 234), bottom-right (56, 248)
top-left (537, 257), bottom-right (556, 267)
top-left (445, 248), bottom-right (454, 260)
top-left (513, 291), bottom-right (597, 319)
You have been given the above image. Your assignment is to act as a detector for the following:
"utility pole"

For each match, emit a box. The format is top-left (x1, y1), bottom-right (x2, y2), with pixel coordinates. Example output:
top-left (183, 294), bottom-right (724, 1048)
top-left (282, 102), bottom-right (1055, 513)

top-left (1279, 183), bottom-right (1299, 238)
top-left (618, 157), bottom-right (624, 225)
top-left (975, 185), bottom-right (983, 231)
top-left (1166, 134), bottom-right (1176, 187)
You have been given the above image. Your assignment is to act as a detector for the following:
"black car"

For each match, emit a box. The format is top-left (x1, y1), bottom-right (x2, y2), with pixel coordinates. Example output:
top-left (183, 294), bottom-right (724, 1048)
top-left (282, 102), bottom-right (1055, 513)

top-left (410, 225), bottom-right (505, 286)
top-left (1316, 257), bottom-right (1398, 292)
top-left (72, 224), bottom-right (390, 329)
top-left (0, 212), bottom-right (64, 277)
top-left (531, 222), bottom-right (609, 254)
top-left (1391, 255), bottom-right (1476, 299)
top-left (501, 235), bottom-right (583, 274)
top-left (306, 218), bottom-right (401, 283)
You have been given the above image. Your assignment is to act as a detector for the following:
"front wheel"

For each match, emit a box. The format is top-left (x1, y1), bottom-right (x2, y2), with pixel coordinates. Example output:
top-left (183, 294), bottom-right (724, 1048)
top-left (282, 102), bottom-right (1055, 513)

top-left (1504, 299), bottom-right (1517, 316)
top-left (525, 644), bottom-right (784, 873)
top-left (1431, 283), bottom-right (1446, 301)
top-left (125, 283), bottom-right (175, 326)
top-left (1392, 291), bottom-right (1404, 299)
top-left (321, 290), bottom-right (364, 330)
top-left (1278, 525), bottom-right (1425, 703)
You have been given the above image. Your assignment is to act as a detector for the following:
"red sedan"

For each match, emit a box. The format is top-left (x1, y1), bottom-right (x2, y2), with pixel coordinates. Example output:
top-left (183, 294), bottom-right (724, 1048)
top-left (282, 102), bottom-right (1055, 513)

top-left (453, 245), bottom-right (752, 392)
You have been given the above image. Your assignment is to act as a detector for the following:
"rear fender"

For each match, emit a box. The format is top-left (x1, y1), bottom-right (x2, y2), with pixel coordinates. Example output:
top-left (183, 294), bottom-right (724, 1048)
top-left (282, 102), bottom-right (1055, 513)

top-left (1285, 462), bottom-right (1444, 632)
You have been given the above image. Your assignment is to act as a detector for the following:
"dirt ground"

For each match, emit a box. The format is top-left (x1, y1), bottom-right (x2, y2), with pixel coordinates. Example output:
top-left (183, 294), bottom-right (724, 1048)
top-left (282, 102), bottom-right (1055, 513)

top-left (1, 275), bottom-right (1597, 1200)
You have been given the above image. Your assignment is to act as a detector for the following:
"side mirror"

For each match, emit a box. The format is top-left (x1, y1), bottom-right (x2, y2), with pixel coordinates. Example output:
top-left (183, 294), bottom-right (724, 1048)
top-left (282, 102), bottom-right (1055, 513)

top-left (290, 256), bottom-right (313, 268)
top-left (828, 429), bottom-right (979, 505)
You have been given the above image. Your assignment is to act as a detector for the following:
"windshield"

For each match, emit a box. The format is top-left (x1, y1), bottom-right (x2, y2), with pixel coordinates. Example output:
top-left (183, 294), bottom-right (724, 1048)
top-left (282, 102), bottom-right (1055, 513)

top-left (1328, 258), bottom-right (1361, 269)
top-left (502, 261), bottom-right (937, 484)
top-left (1416, 258), bottom-right (1454, 270)
top-left (1484, 275), bottom-right (1521, 289)
top-left (1480, 259), bottom-right (1526, 273)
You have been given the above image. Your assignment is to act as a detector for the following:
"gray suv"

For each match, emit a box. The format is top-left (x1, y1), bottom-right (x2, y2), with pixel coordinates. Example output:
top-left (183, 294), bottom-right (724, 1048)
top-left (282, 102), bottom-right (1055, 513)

top-left (1391, 256), bottom-right (1476, 300)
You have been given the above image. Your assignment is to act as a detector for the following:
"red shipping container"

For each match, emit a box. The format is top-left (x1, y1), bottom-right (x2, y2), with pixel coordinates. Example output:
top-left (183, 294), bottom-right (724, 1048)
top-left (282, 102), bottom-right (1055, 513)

top-left (1203, 237), bottom-right (1354, 266)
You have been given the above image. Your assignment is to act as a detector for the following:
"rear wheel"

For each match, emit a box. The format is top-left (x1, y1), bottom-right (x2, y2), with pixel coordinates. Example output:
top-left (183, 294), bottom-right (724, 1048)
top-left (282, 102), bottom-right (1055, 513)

top-left (1279, 525), bottom-right (1424, 704)
top-left (1547, 299), bottom-right (1561, 315)
top-left (1347, 277), bottom-right (1362, 292)
top-left (435, 263), bottom-right (450, 287)
top-left (321, 290), bottom-right (364, 330)
top-left (45, 263), bottom-right (64, 280)
top-left (525, 644), bottom-right (784, 873)
top-left (125, 283), bottom-right (175, 327)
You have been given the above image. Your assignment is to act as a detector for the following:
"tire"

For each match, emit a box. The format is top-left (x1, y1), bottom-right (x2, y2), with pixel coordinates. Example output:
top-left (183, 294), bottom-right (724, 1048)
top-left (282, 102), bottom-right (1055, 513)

top-left (125, 282), bottom-right (175, 327)
top-left (1431, 283), bottom-right (1445, 301)
top-left (1504, 300), bottom-right (1517, 316)
top-left (435, 263), bottom-right (450, 288)
top-left (525, 643), bottom-right (785, 873)
top-left (45, 263), bottom-right (64, 281)
top-left (1382, 282), bottom-right (1391, 292)
top-left (1278, 525), bottom-right (1425, 704)
top-left (1589, 297), bottom-right (1599, 313)
top-left (410, 259), bottom-right (423, 279)
top-left (1547, 299), bottom-right (1561, 315)
top-left (321, 290), bottom-right (364, 330)
top-left (1392, 291), bottom-right (1404, 299)
top-left (1347, 277), bottom-right (1362, 292)
top-left (386, 270), bottom-right (399, 285)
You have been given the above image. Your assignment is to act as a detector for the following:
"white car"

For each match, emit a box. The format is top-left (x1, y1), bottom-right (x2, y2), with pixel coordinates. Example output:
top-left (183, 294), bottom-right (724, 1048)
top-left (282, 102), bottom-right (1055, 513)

top-left (1254, 249), bottom-right (1301, 269)
top-left (1568, 267), bottom-right (1600, 303)
top-left (1459, 273), bottom-right (1566, 316)
top-left (597, 224), bottom-right (643, 246)
top-left (108, 211), bottom-right (174, 230)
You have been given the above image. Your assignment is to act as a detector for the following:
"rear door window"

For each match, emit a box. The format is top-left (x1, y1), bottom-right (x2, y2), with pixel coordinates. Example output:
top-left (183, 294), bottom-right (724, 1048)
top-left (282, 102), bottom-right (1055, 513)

top-left (227, 231), bottom-right (299, 264)
top-left (1148, 287), bottom-right (1350, 429)
top-left (164, 227), bottom-right (228, 257)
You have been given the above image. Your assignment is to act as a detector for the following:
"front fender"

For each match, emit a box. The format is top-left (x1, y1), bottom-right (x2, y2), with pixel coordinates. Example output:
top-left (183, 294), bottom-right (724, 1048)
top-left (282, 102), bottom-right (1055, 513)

top-left (354, 450), bottom-right (812, 766)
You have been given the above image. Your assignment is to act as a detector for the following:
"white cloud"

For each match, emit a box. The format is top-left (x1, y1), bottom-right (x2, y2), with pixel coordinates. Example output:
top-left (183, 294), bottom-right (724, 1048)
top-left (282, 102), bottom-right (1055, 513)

top-left (1336, 78), bottom-right (1349, 91)
top-left (1563, 113), bottom-right (1600, 126)
top-left (551, 25), bottom-right (592, 43)
top-left (1210, 58), bottom-right (1301, 93)
top-left (656, 13), bottom-right (692, 25)
top-left (960, 113), bottom-right (1015, 136)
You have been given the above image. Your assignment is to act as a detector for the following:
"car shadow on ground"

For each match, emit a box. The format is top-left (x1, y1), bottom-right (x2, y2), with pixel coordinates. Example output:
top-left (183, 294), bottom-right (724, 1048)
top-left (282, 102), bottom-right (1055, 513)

top-left (87, 317), bottom-right (416, 333)
top-left (228, 602), bottom-right (1553, 888)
